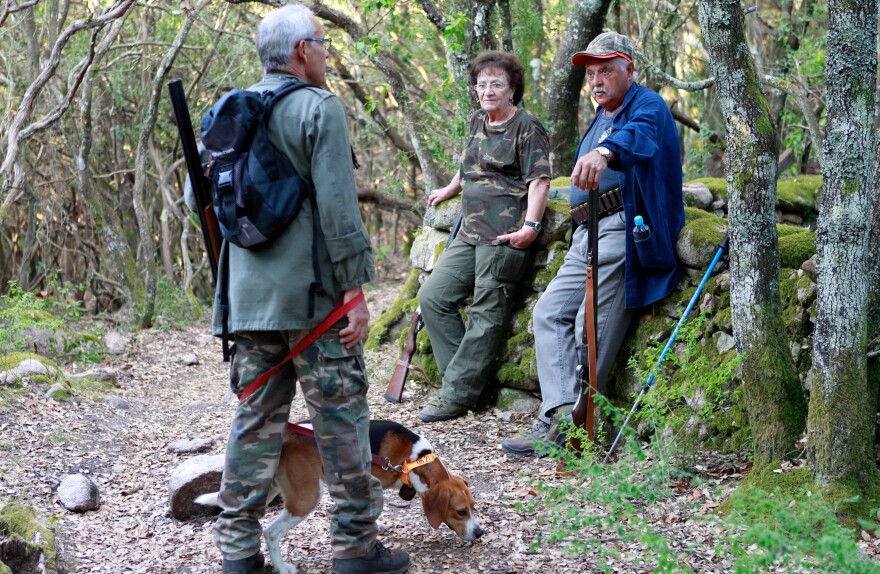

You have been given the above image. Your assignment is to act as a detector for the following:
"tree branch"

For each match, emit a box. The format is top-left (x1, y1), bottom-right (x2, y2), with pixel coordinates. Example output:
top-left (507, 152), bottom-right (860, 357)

top-left (763, 74), bottom-right (824, 169)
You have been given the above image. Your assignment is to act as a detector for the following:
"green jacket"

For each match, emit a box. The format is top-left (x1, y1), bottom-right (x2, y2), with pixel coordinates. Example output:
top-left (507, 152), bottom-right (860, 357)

top-left (211, 72), bottom-right (374, 334)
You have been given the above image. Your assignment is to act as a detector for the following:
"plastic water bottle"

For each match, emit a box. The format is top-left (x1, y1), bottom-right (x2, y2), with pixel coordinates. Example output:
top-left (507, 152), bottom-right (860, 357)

top-left (633, 215), bottom-right (651, 242)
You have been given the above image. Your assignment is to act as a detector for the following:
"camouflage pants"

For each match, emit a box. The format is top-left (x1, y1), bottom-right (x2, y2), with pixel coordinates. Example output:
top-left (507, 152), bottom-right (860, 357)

top-left (418, 239), bottom-right (531, 407)
top-left (213, 328), bottom-right (382, 560)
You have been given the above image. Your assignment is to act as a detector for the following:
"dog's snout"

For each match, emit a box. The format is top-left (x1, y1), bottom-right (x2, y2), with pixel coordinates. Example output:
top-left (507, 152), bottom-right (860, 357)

top-left (473, 525), bottom-right (485, 538)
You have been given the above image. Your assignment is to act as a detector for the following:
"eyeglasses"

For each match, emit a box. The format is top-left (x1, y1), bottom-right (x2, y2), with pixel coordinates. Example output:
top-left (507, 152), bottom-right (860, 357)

top-left (303, 37), bottom-right (332, 48)
top-left (475, 82), bottom-right (508, 93)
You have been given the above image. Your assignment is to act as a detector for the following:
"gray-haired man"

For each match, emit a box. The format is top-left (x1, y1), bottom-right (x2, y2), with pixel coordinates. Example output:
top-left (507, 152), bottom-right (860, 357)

top-left (208, 5), bottom-right (409, 574)
top-left (502, 31), bottom-right (685, 456)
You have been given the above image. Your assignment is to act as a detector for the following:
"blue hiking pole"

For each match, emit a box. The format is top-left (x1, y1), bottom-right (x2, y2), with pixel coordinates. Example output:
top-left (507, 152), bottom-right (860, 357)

top-left (604, 233), bottom-right (729, 463)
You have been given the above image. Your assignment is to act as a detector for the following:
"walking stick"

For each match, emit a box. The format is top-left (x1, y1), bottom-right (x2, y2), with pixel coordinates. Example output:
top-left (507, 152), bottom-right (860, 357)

top-left (568, 187), bottom-right (600, 451)
top-left (603, 233), bottom-right (730, 463)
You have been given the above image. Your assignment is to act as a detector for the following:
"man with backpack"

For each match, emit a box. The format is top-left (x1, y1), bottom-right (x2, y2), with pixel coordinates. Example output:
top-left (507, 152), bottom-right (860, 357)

top-left (204, 5), bottom-right (410, 574)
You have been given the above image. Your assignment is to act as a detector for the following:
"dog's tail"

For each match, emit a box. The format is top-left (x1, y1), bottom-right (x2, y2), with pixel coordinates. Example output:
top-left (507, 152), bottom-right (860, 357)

top-left (194, 492), bottom-right (219, 507)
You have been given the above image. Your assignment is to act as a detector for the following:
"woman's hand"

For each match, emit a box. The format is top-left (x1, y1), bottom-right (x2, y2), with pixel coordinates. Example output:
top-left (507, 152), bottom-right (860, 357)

top-left (427, 185), bottom-right (459, 207)
top-left (497, 226), bottom-right (539, 249)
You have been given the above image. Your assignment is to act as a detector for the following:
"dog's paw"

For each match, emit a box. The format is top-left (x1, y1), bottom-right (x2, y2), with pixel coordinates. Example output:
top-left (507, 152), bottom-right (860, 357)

top-left (376, 520), bottom-right (389, 534)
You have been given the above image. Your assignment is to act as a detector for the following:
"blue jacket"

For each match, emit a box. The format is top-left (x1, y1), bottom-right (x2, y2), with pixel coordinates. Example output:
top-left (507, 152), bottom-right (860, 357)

top-left (578, 82), bottom-right (685, 308)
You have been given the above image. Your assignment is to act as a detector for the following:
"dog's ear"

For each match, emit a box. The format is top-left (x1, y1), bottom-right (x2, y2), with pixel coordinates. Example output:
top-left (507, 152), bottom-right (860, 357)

top-left (421, 485), bottom-right (451, 529)
top-left (398, 484), bottom-right (417, 501)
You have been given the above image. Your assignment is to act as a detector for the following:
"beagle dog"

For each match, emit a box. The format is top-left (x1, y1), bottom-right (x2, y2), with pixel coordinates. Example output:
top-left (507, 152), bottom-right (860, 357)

top-left (196, 420), bottom-right (483, 574)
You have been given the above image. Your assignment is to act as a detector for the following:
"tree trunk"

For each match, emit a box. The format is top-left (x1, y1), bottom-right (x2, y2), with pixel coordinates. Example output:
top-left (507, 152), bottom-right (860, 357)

top-left (699, 0), bottom-right (806, 470)
top-left (806, 0), bottom-right (878, 490)
top-left (540, 0), bottom-right (612, 175)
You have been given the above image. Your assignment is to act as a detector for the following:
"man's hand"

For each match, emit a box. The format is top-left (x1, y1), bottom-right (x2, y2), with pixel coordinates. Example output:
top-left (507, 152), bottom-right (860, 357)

top-left (570, 150), bottom-right (609, 191)
top-left (497, 226), bottom-right (538, 249)
top-left (339, 287), bottom-right (370, 349)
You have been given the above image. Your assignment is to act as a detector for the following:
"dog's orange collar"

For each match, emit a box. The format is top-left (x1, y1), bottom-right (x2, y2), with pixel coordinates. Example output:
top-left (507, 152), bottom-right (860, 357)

top-left (399, 453), bottom-right (437, 487)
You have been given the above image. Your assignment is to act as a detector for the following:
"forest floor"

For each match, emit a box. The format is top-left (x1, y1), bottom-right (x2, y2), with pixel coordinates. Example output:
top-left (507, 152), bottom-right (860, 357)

top-left (2, 257), bottom-right (878, 573)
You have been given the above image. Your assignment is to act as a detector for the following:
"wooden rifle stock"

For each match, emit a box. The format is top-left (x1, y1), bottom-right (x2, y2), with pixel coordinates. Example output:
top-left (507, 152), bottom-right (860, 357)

top-left (384, 310), bottom-right (421, 403)
top-left (567, 186), bottom-right (600, 453)
top-left (167, 78), bottom-right (220, 285)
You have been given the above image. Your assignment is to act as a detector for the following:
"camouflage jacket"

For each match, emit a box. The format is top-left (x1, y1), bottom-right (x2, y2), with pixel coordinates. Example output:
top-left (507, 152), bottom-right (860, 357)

top-left (457, 108), bottom-right (551, 245)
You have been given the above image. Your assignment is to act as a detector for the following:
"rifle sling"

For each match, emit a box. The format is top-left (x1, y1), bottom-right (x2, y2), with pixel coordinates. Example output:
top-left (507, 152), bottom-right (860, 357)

top-left (396, 361), bottom-right (440, 388)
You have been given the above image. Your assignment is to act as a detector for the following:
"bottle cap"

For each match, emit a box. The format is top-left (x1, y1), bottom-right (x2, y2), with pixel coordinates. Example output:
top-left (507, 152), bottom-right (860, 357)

top-left (634, 215), bottom-right (644, 226)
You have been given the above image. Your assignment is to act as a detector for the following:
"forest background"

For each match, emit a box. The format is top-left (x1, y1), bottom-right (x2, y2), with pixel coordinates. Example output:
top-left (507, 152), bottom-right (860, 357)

top-left (1, 0), bottom-right (879, 571)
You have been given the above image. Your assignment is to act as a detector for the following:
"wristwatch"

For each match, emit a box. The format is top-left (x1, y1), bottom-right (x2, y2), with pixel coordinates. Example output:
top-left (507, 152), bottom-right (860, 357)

top-left (524, 220), bottom-right (542, 232)
top-left (595, 146), bottom-right (612, 162)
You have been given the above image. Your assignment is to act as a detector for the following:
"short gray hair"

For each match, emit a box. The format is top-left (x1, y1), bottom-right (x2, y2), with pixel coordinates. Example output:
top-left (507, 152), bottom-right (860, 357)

top-left (256, 4), bottom-right (318, 72)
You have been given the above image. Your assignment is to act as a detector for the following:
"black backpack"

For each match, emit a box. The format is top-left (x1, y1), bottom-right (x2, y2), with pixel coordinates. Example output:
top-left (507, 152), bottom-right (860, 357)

top-left (200, 80), bottom-right (325, 358)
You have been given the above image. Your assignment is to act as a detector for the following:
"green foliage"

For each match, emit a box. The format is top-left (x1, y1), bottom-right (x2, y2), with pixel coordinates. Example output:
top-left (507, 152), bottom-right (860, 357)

top-left (0, 281), bottom-right (63, 355)
top-left (0, 499), bottom-right (57, 568)
top-left (720, 485), bottom-right (880, 574)
top-left (152, 278), bottom-right (208, 330)
top-left (627, 314), bottom-right (742, 448)
top-left (526, 429), bottom-right (699, 573)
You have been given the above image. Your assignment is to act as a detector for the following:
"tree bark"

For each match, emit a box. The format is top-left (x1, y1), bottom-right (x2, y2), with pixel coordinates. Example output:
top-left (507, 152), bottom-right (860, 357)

top-left (540, 0), bottom-right (612, 175)
top-left (807, 0), bottom-right (878, 490)
top-left (699, 0), bottom-right (806, 470)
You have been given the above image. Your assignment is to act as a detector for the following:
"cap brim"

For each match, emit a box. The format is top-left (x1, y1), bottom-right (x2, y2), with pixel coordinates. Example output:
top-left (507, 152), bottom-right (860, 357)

top-left (571, 51), bottom-right (633, 66)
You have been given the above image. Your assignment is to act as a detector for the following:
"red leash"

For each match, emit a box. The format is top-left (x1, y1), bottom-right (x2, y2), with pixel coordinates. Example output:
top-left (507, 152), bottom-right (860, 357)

top-left (238, 291), bottom-right (365, 402)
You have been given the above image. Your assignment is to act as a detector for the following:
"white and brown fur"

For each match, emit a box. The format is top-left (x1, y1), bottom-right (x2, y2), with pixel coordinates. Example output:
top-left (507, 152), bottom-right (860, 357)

top-left (197, 420), bottom-right (483, 574)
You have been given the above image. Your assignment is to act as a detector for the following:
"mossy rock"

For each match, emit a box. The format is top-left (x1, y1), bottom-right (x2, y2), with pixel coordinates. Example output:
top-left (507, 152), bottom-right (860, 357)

top-left (779, 230), bottom-right (816, 269)
top-left (0, 353), bottom-right (57, 372)
top-left (0, 499), bottom-right (57, 571)
top-left (686, 177), bottom-right (727, 200)
top-left (366, 268), bottom-right (421, 351)
top-left (46, 384), bottom-right (72, 402)
top-left (776, 175), bottom-right (822, 213)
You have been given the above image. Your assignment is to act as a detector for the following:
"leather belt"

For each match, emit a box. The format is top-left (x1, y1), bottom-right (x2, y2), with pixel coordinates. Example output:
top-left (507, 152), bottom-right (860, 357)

top-left (570, 187), bottom-right (623, 227)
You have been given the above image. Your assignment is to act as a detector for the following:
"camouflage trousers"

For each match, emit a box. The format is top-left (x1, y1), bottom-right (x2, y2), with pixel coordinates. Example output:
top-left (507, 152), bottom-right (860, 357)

top-left (418, 239), bottom-right (531, 407)
top-left (213, 328), bottom-right (382, 560)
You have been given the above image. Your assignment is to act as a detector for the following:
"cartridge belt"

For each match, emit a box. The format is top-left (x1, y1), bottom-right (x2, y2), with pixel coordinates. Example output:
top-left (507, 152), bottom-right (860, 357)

top-left (570, 187), bottom-right (623, 227)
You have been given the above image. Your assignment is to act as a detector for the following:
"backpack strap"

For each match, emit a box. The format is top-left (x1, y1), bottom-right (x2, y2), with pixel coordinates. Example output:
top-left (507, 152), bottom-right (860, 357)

top-left (219, 240), bottom-right (235, 362)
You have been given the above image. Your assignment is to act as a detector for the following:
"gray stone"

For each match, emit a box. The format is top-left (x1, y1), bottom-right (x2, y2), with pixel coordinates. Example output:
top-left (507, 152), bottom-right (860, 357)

top-left (167, 437), bottom-right (217, 454)
top-left (422, 198), bottom-right (461, 230)
top-left (801, 254), bottom-right (818, 283)
top-left (187, 400), bottom-right (210, 412)
top-left (21, 326), bottom-right (65, 358)
top-left (715, 332), bottom-right (736, 354)
top-left (198, 334), bottom-right (215, 346)
top-left (180, 353), bottom-right (200, 366)
top-left (168, 454), bottom-right (226, 520)
top-left (2, 359), bottom-right (56, 385)
top-left (410, 227), bottom-right (452, 272)
top-left (682, 183), bottom-right (713, 210)
top-left (58, 474), bottom-right (100, 512)
top-left (781, 213), bottom-right (803, 226)
top-left (104, 331), bottom-right (130, 355)
top-left (676, 222), bottom-right (727, 268)
top-left (68, 367), bottom-right (117, 384)
top-left (495, 388), bottom-right (541, 413)
top-left (106, 396), bottom-right (130, 410)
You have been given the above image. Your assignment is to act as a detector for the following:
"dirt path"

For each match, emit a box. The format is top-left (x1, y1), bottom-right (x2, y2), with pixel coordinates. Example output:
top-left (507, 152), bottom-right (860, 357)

top-left (1, 274), bottom-right (742, 573)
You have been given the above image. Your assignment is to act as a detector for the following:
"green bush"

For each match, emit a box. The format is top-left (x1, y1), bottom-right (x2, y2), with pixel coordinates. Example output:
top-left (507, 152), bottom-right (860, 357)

top-left (0, 281), bottom-right (63, 355)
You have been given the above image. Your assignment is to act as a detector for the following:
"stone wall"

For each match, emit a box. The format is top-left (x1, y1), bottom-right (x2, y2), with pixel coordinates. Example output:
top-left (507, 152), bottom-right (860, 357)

top-left (368, 176), bottom-right (823, 449)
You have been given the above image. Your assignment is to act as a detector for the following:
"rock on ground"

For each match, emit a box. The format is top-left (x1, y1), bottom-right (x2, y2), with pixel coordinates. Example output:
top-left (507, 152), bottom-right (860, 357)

top-left (57, 474), bottom-right (100, 512)
top-left (168, 454), bottom-right (225, 520)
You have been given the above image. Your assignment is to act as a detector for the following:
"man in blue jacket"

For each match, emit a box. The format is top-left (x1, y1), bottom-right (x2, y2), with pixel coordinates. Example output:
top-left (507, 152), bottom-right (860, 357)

top-left (502, 31), bottom-right (685, 456)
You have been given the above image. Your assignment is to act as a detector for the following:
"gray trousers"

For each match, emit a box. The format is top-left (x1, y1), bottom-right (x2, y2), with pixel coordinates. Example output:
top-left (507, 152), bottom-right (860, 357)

top-left (534, 211), bottom-right (635, 423)
top-left (418, 239), bottom-right (531, 407)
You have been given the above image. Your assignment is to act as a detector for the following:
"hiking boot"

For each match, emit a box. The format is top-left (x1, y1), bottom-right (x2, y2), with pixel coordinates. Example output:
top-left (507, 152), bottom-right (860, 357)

top-left (331, 541), bottom-right (410, 574)
top-left (222, 552), bottom-right (265, 574)
top-left (501, 404), bottom-right (574, 458)
top-left (501, 419), bottom-right (551, 456)
top-left (418, 396), bottom-right (470, 422)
